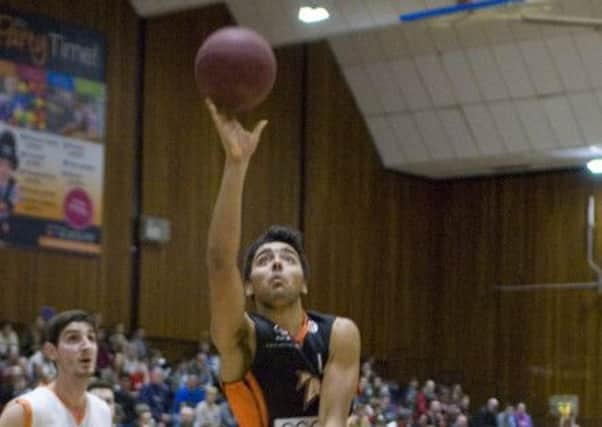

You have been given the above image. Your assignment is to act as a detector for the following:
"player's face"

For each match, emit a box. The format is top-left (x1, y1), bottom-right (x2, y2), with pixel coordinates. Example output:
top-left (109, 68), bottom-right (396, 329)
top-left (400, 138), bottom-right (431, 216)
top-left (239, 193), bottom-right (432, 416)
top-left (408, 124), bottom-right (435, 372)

top-left (49, 321), bottom-right (98, 378)
top-left (249, 241), bottom-right (307, 308)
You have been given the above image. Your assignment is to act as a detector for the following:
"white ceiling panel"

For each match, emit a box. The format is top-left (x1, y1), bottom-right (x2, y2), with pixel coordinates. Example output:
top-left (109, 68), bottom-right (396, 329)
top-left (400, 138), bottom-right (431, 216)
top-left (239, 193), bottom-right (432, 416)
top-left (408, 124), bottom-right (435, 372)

top-left (441, 50), bottom-right (481, 105)
top-left (403, 25), bottom-right (437, 56)
top-left (414, 111), bottom-right (456, 160)
top-left (519, 39), bottom-right (563, 95)
top-left (428, 25), bottom-right (461, 53)
top-left (465, 47), bottom-right (510, 102)
top-left (415, 54), bottom-right (456, 107)
top-left (573, 32), bottom-right (602, 90)
top-left (375, 26), bottom-right (411, 61)
top-left (569, 93), bottom-right (602, 146)
top-left (492, 43), bottom-right (537, 99)
top-left (342, 66), bottom-right (383, 115)
top-left (541, 95), bottom-right (583, 149)
top-left (489, 101), bottom-right (531, 153)
top-left (455, 21), bottom-right (488, 49)
top-left (545, 36), bottom-right (589, 92)
top-left (515, 99), bottom-right (559, 150)
top-left (391, 59), bottom-right (433, 111)
top-left (364, 63), bottom-right (407, 113)
top-left (328, 33), bottom-right (362, 67)
top-left (389, 114), bottom-right (430, 163)
top-left (366, 116), bottom-right (406, 167)
top-left (351, 30), bottom-right (387, 64)
top-left (463, 104), bottom-right (506, 156)
top-left (438, 108), bottom-right (479, 158)
top-left (483, 20), bottom-right (514, 45)
top-left (364, 0), bottom-right (398, 26)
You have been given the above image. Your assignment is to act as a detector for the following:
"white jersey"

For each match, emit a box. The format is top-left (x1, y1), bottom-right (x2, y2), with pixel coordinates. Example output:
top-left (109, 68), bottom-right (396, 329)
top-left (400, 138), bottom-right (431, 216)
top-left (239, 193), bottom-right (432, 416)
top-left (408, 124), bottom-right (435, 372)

top-left (14, 386), bottom-right (112, 427)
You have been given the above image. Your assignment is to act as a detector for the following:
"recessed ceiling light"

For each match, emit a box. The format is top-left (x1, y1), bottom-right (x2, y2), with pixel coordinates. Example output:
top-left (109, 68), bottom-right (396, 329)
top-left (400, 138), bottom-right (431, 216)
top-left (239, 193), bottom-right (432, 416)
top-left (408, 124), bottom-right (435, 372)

top-left (587, 159), bottom-right (602, 174)
top-left (298, 6), bottom-right (330, 23)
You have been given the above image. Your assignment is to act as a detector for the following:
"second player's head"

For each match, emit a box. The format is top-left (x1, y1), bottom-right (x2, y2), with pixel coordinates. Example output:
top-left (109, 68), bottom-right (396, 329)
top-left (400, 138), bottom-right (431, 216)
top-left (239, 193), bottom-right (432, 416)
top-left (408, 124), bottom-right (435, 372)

top-left (44, 309), bottom-right (98, 379)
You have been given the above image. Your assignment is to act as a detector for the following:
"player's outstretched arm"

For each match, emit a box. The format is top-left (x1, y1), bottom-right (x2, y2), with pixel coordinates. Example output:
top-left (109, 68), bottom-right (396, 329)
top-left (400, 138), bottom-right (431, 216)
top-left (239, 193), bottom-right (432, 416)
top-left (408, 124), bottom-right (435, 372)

top-left (319, 317), bottom-right (361, 427)
top-left (0, 401), bottom-right (25, 427)
top-left (205, 99), bottom-right (267, 379)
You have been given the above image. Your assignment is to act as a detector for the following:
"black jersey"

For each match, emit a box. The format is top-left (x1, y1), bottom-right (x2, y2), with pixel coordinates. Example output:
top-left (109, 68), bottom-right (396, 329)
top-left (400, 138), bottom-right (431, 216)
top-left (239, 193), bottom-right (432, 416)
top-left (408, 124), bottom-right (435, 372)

top-left (223, 310), bottom-right (335, 427)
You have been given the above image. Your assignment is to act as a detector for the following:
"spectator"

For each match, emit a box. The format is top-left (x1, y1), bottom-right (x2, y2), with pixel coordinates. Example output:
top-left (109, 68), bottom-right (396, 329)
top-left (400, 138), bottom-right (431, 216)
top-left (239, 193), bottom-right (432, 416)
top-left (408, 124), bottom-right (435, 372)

top-left (194, 385), bottom-right (221, 427)
top-left (138, 366), bottom-right (171, 424)
top-left (472, 398), bottom-right (499, 427)
top-left (498, 404), bottom-right (516, 427)
top-left (172, 374), bottom-right (205, 416)
top-left (514, 402), bottom-right (533, 427)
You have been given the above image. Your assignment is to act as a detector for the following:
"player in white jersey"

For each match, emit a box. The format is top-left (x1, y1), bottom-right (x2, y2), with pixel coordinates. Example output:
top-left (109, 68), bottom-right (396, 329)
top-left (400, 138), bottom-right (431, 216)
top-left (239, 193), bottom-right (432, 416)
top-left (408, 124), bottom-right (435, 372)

top-left (0, 310), bottom-right (112, 427)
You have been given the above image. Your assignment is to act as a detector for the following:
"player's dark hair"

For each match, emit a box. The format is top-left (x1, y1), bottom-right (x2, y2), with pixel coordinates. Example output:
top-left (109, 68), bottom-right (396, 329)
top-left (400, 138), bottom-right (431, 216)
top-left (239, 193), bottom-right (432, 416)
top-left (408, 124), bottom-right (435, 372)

top-left (45, 309), bottom-right (96, 346)
top-left (243, 225), bottom-right (309, 281)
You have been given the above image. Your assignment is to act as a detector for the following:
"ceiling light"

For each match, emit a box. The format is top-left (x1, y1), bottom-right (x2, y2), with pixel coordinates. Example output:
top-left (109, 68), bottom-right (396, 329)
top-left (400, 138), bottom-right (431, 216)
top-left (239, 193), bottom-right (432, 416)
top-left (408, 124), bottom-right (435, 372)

top-left (587, 159), bottom-right (602, 174)
top-left (298, 6), bottom-right (330, 23)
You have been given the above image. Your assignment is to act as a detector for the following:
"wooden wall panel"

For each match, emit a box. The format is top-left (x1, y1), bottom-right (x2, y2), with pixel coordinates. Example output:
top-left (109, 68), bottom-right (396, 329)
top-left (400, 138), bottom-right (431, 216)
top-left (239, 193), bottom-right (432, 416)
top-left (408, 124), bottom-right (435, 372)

top-left (139, 5), bottom-right (303, 340)
top-left (304, 42), bottom-right (439, 381)
top-left (438, 171), bottom-right (602, 420)
top-left (0, 0), bottom-right (139, 326)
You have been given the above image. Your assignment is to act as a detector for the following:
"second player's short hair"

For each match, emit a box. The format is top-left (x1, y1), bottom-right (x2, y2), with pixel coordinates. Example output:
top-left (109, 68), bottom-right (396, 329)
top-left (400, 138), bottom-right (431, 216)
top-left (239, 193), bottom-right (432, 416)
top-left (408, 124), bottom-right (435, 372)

top-left (243, 225), bottom-right (309, 281)
top-left (45, 309), bottom-right (96, 346)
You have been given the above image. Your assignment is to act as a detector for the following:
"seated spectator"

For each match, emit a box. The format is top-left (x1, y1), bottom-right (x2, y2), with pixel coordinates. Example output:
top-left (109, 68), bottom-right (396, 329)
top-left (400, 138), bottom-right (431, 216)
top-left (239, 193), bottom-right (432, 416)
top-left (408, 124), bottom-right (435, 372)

top-left (138, 366), bottom-right (171, 424)
top-left (498, 404), bottom-right (516, 427)
top-left (174, 405), bottom-right (196, 427)
top-left (27, 348), bottom-right (56, 384)
top-left (220, 399), bottom-right (238, 427)
top-left (172, 374), bottom-right (205, 416)
top-left (115, 373), bottom-right (137, 425)
top-left (514, 402), bottom-right (533, 427)
top-left (110, 323), bottom-right (129, 353)
top-left (134, 403), bottom-right (156, 427)
top-left (0, 322), bottom-right (19, 360)
top-left (194, 385), bottom-right (221, 427)
top-left (131, 328), bottom-right (150, 360)
top-left (198, 341), bottom-right (220, 379)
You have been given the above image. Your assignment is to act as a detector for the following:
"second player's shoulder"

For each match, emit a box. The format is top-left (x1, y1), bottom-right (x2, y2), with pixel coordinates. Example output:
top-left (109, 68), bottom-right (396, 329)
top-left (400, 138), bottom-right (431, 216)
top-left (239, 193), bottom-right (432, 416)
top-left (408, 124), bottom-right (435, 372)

top-left (330, 316), bottom-right (361, 352)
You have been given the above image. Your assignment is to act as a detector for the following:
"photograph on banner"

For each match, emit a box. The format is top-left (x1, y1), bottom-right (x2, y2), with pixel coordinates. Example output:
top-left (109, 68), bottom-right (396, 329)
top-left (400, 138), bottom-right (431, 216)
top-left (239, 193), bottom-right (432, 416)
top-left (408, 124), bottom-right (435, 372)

top-left (0, 9), bottom-right (106, 254)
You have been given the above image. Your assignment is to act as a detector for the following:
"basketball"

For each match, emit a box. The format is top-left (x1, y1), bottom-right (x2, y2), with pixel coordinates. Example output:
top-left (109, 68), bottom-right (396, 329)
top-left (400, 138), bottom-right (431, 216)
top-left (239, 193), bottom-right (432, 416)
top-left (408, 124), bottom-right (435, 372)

top-left (194, 26), bottom-right (277, 113)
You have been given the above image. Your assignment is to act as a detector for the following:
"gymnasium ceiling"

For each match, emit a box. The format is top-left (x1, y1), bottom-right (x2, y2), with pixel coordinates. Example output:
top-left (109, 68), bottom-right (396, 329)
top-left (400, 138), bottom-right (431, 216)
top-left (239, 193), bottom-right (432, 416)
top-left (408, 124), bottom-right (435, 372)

top-left (129, 0), bottom-right (602, 179)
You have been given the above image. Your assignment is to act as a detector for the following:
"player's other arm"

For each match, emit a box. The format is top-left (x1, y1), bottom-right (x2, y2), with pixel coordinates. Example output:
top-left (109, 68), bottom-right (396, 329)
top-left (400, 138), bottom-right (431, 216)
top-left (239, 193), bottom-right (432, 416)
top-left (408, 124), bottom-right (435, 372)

top-left (205, 99), bottom-right (267, 378)
top-left (0, 401), bottom-right (26, 427)
top-left (319, 317), bottom-right (361, 427)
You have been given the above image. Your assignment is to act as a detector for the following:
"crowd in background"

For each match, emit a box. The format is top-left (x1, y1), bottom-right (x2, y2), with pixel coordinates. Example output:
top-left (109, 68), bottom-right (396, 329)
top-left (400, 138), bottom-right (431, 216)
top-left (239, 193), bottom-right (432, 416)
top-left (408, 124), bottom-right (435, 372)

top-left (0, 310), bottom-right (564, 427)
top-left (349, 358), bottom-right (540, 427)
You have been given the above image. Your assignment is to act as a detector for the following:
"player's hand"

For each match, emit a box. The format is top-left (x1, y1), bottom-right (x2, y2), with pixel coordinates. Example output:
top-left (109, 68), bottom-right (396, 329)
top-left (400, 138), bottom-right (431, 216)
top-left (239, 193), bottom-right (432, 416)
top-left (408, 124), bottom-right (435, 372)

top-left (206, 98), bottom-right (268, 163)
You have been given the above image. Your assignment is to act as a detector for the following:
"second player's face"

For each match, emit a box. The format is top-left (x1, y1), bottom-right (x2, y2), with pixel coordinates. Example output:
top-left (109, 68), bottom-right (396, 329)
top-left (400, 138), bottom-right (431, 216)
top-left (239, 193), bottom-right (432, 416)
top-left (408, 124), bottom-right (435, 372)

top-left (249, 241), bottom-right (306, 308)
top-left (51, 321), bottom-right (98, 378)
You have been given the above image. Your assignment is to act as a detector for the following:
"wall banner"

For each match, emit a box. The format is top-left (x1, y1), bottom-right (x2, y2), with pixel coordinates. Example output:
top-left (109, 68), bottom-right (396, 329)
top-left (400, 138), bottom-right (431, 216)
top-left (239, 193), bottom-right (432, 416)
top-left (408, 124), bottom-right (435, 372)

top-left (0, 10), bottom-right (106, 254)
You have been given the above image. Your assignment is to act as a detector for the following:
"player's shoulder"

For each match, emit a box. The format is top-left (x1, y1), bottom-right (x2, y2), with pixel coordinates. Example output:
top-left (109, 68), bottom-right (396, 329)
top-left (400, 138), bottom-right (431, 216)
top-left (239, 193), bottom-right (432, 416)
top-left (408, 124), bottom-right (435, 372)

top-left (0, 400), bottom-right (26, 426)
top-left (330, 316), bottom-right (360, 347)
top-left (86, 391), bottom-right (111, 414)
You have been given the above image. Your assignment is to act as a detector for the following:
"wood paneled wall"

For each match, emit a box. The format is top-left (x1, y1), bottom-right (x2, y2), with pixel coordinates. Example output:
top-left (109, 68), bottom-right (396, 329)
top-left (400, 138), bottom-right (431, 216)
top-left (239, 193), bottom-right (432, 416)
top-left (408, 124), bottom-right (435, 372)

top-left (437, 171), bottom-right (602, 419)
top-left (0, 0), bottom-right (139, 326)
top-left (303, 42), bottom-right (439, 381)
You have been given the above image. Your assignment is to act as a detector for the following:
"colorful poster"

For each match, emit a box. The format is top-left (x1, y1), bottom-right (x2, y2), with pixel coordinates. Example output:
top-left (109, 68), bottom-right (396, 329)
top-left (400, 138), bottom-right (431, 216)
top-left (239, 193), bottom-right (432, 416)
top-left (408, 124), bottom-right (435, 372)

top-left (0, 10), bottom-right (106, 254)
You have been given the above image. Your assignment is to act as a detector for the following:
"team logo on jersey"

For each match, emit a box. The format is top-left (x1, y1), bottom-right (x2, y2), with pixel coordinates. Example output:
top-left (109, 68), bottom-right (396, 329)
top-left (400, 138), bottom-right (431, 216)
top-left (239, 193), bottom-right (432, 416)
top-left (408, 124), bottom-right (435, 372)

top-left (308, 320), bottom-right (318, 333)
top-left (296, 370), bottom-right (321, 409)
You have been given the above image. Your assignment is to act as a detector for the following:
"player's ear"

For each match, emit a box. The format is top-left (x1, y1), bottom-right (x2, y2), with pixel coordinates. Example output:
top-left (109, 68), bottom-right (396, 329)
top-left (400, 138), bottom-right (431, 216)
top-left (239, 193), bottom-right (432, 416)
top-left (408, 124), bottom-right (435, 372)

top-left (43, 341), bottom-right (58, 361)
top-left (244, 281), bottom-right (254, 297)
top-left (301, 282), bottom-right (308, 295)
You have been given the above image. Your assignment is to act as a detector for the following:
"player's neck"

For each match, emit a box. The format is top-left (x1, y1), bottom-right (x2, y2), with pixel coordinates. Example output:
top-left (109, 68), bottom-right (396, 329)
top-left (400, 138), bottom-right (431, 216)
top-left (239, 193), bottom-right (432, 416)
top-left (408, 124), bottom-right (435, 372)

top-left (51, 375), bottom-right (88, 410)
top-left (259, 299), bottom-right (305, 337)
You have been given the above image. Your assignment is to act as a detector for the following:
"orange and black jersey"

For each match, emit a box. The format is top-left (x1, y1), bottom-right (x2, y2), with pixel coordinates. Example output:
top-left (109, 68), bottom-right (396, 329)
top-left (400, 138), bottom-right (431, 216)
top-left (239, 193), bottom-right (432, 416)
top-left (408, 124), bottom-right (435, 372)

top-left (224, 310), bottom-right (335, 427)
